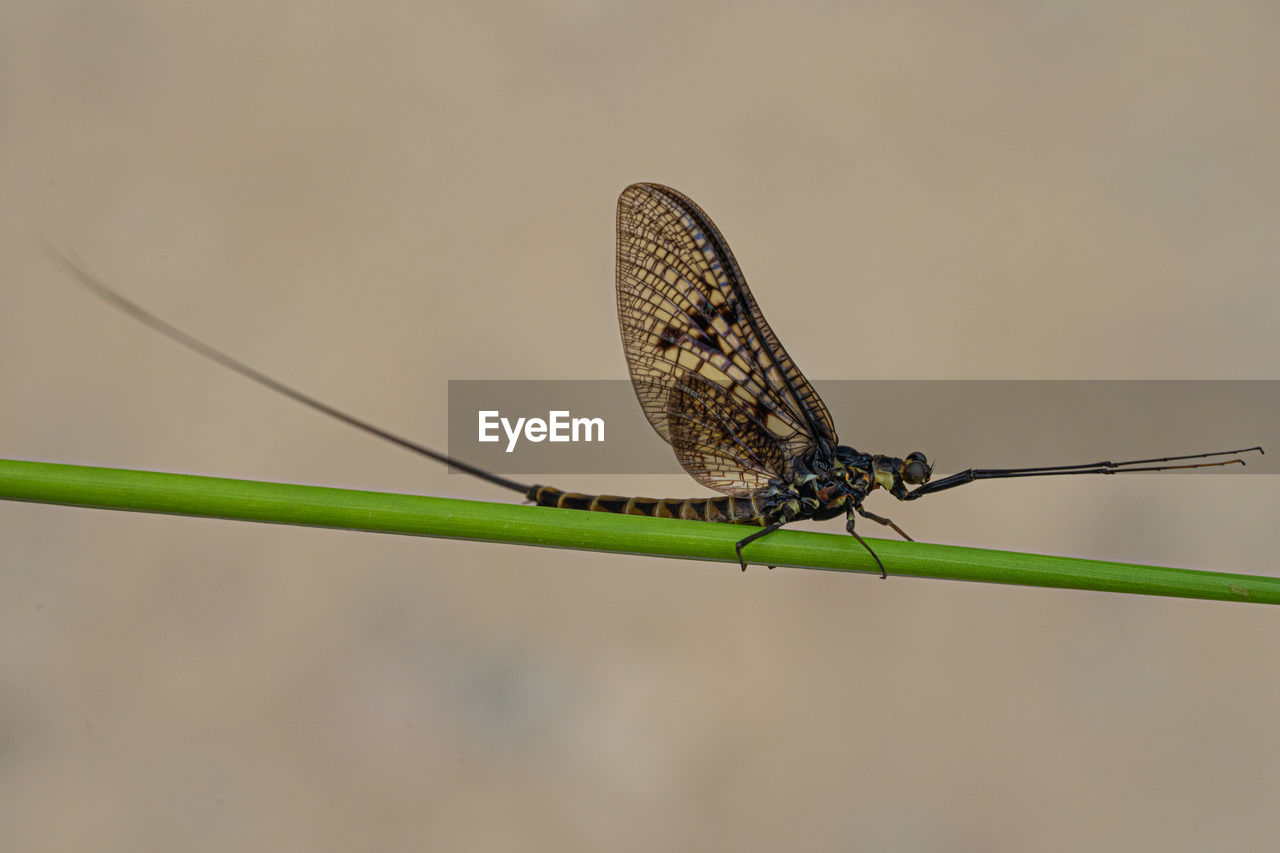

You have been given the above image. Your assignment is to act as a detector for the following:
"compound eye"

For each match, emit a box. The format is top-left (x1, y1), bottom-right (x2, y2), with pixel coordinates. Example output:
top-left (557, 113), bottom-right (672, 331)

top-left (903, 452), bottom-right (930, 485)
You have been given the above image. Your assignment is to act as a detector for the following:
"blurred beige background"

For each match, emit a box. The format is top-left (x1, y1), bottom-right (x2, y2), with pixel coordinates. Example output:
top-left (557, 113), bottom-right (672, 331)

top-left (3, 2), bottom-right (1278, 850)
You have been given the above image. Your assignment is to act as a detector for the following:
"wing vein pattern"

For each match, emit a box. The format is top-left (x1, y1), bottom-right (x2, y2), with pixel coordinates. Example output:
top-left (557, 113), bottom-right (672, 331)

top-left (615, 183), bottom-right (838, 496)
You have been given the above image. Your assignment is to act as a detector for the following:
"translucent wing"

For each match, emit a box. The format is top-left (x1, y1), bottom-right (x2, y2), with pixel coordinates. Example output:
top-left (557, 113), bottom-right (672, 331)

top-left (616, 183), bottom-right (838, 494)
top-left (662, 374), bottom-right (790, 496)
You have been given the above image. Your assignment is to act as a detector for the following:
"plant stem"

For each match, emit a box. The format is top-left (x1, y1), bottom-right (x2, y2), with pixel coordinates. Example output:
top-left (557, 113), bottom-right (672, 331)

top-left (0, 458), bottom-right (1273, 603)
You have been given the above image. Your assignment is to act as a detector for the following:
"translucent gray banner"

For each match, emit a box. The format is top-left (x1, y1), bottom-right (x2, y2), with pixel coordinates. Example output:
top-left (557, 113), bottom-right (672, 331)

top-left (447, 380), bottom-right (1276, 476)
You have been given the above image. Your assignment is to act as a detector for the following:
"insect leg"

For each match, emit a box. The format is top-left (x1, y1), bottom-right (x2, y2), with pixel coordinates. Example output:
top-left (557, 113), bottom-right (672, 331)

top-left (856, 506), bottom-right (915, 542)
top-left (846, 515), bottom-right (888, 579)
top-left (734, 522), bottom-right (784, 572)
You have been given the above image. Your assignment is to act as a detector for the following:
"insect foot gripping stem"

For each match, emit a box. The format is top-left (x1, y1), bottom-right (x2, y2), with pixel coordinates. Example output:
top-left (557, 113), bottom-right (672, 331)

top-left (846, 515), bottom-right (887, 579)
top-left (734, 522), bottom-right (784, 571)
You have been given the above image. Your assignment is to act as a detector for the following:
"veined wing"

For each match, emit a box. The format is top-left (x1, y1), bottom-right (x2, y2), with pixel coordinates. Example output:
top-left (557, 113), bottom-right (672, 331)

top-left (662, 374), bottom-right (790, 496)
top-left (616, 183), bottom-right (838, 494)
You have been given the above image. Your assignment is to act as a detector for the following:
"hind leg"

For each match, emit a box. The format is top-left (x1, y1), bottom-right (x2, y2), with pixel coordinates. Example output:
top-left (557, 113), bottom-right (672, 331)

top-left (734, 522), bottom-right (784, 571)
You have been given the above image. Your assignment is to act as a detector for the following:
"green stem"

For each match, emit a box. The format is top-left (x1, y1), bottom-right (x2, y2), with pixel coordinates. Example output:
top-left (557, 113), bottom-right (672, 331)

top-left (0, 458), bottom-right (1273, 603)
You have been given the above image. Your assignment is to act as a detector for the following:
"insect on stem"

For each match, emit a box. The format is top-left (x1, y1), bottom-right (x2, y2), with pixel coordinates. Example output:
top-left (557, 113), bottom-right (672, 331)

top-left (45, 185), bottom-right (1263, 576)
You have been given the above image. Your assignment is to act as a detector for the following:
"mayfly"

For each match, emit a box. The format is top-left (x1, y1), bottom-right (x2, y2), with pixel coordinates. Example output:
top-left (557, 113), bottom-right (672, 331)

top-left (49, 183), bottom-right (1262, 576)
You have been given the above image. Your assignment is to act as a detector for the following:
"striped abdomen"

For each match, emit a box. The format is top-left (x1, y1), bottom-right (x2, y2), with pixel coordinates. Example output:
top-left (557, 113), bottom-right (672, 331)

top-left (527, 485), bottom-right (768, 526)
